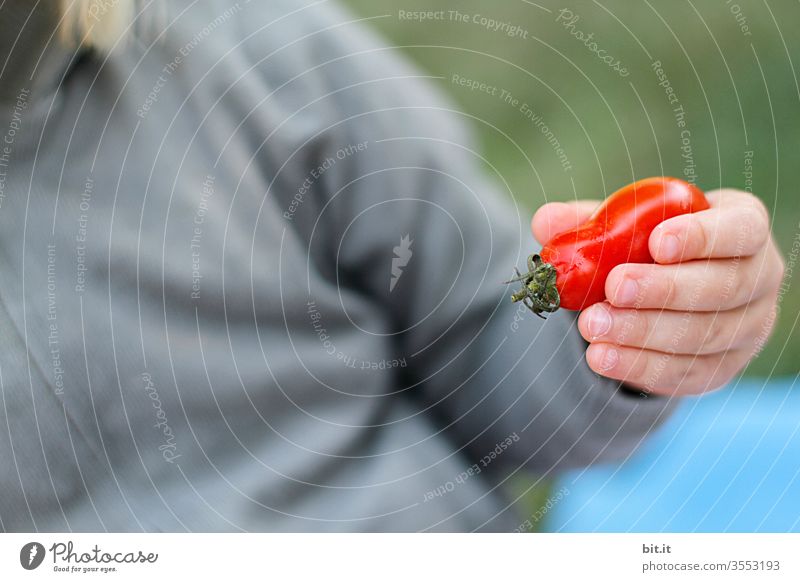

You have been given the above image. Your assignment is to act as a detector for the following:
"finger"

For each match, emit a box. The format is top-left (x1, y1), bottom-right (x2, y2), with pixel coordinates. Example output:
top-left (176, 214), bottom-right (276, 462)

top-left (605, 247), bottom-right (781, 311)
top-left (577, 296), bottom-right (775, 355)
top-left (585, 342), bottom-right (749, 395)
top-left (649, 189), bottom-right (770, 264)
top-left (531, 200), bottom-right (600, 245)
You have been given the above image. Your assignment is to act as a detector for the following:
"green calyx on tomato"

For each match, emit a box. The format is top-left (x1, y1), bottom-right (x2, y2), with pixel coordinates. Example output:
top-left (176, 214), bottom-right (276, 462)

top-left (503, 253), bottom-right (560, 318)
top-left (505, 177), bottom-right (710, 319)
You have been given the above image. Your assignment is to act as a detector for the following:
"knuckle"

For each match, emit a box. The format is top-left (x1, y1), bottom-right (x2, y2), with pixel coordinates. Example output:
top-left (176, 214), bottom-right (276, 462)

top-left (702, 316), bottom-right (728, 354)
top-left (616, 308), bottom-right (648, 346)
top-left (635, 310), bottom-right (653, 346)
top-left (690, 216), bottom-right (712, 257)
top-left (738, 207), bottom-right (769, 250)
top-left (661, 272), bottom-right (679, 307)
top-left (628, 350), bottom-right (652, 383)
top-left (730, 276), bottom-right (752, 308)
top-left (724, 260), bottom-right (752, 308)
top-left (735, 310), bottom-right (759, 348)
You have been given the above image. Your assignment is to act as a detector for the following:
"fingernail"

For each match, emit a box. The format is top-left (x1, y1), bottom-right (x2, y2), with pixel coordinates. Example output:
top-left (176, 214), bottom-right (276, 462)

top-left (600, 346), bottom-right (619, 371)
top-left (615, 278), bottom-right (639, 305)
top-left (587, 305), bottom-right (612, 338)
top-left (658, 232), bottom-right (681, 262)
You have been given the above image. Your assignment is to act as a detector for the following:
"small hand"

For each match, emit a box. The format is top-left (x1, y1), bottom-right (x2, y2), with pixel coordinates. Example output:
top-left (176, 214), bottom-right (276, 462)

top-left (532, 190), bottom-right (784, 396)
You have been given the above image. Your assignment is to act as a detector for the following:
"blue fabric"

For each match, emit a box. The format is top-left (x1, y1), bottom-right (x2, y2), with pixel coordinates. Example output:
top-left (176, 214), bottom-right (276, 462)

top-left (548, 376), bottom-right (800, 532)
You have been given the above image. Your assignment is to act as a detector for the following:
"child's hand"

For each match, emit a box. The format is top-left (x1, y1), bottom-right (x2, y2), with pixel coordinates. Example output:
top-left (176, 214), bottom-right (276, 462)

top-left (532, 190), bottom-right (784, 396)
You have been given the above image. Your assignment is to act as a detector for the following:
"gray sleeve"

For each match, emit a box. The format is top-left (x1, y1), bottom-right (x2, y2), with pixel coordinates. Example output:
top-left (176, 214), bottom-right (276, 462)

top-left (328, 145), bottom-right (677, 475)
top-left (272, 0), bottom-right (679, 475)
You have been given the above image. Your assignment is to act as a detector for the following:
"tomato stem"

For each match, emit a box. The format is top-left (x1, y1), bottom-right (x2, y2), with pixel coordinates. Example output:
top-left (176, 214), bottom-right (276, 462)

top-left (503, 254), bottom-right (560, 319)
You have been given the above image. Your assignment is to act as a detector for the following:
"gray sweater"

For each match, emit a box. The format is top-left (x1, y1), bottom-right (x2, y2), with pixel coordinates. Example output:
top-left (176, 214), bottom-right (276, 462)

top-left (0, 0), bottom-right (676, 532)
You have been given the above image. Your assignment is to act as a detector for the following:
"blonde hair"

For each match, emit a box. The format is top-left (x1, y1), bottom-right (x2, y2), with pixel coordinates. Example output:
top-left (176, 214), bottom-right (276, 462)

top-left (59, 0), bottom-right (137, 51)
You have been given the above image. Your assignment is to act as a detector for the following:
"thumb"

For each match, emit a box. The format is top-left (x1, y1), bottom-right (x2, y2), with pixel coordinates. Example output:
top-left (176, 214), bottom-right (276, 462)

top-left (531, 200), bottom-right (600, 245)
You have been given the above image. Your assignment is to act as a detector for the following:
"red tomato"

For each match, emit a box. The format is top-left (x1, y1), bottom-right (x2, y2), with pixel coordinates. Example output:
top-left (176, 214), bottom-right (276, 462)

top-left (506, 177), bottom-right (710, 317)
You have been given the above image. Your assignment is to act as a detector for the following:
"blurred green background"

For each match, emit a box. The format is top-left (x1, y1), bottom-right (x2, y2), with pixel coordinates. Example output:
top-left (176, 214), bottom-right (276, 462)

top-left (343, 0), bottom-right (800, 378)
top-left (342, 0), bottom-right (800, 529)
